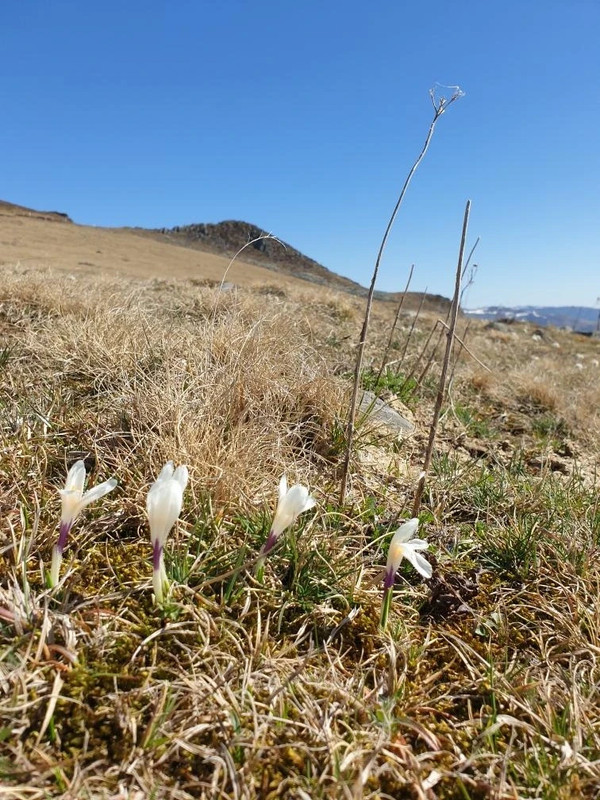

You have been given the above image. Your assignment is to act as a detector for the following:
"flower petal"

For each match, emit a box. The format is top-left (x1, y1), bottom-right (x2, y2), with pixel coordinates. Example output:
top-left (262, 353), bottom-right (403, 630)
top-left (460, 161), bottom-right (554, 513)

top-left (79, 478), bottom-right (118, 509)
top-left (386, 520), bottom-right (421, 573)
top-left (173, 465), bottom-right (189, 492)
top-left (390, 518), bottom-right (420, 544)
top-left (64, 460), bottom-right (86, 495)
top-left (59, 489), bottom-right (84, 525)
top-left (157, 461), bottom-right (175, 482)
top-left (147, 476), bottom-right (184, 547)
top-left (284, 485), bottom-right (313, 517)
top-left (270, 483), bottom-right (316, 539)
top-left (302, 495), bottom-right (317, 513)
top-left (278, 474), bottom-right (288, 502)
top-left (160, 461), bottom-right (176, 481)
top-left (406, 538), bottom-right (429, 551)
top-left (401, 544), bottom-right (433, 579)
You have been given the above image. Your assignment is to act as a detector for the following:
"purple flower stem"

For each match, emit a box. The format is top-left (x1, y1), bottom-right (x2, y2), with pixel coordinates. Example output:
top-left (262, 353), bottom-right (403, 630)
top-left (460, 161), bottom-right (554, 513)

top-left (152, 539), bottom-right (163, 571)
top-left (383, 567), bottom-right (396, 591)
top-left (260, 530), bottom-right (278, 557)
top-left (56, 520), bottom-right (73, 555)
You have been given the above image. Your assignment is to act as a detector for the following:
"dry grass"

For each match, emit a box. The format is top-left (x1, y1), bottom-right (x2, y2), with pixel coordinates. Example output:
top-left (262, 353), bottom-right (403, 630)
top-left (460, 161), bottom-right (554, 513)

top-left (1, 264), bottom-right (600, 799)
top-left (0, 208), bottom-right (319, 292)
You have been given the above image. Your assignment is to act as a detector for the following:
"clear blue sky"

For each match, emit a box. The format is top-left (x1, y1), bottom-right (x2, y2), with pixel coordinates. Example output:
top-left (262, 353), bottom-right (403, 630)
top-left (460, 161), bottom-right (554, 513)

top-left (2, 1), bottom-right (599, 307)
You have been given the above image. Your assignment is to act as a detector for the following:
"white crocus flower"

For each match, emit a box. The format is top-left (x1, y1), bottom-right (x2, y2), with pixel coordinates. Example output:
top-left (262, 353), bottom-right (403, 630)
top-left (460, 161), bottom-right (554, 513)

top-left (147, 461), bottom-right (188, 604)
top-left (50, 460), bottom-right (117, 587)
top-left (260, 475), bottom-right (316, 558)
top-left (384, 518), bottom-right (432, 587)
top-left (380, 518), bottom-right (432, 630)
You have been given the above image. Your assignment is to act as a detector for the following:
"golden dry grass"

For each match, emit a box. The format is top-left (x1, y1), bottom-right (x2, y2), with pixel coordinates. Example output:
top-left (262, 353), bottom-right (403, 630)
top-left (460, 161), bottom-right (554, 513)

top-left (1, 259), bottom-right (600, 800)
top-left (0, 206), bottom-right (319, 291)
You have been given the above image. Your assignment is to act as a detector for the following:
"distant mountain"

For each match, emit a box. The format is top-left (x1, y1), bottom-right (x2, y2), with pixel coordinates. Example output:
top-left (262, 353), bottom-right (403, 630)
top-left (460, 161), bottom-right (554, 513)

top-left (148, 219), bottom-right (452, 311)
top-left (152, 219), bottom-right (365, 294)
top-left (465, 305), bottom-right (600, 333)
top-left (1, 199), bottom-right (452, 311)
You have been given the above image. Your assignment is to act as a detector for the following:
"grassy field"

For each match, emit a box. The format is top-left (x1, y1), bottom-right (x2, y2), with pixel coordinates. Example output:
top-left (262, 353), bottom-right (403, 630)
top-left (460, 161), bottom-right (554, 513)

top-left (1, 261), bottom-right (600, 799)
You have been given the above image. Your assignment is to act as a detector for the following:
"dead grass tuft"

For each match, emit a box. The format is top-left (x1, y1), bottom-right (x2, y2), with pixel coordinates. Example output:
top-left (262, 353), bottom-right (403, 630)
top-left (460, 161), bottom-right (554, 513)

top-left (517, 377), bottom-right (559, 413)
top-left (468, 369), bottom-right (496, 395)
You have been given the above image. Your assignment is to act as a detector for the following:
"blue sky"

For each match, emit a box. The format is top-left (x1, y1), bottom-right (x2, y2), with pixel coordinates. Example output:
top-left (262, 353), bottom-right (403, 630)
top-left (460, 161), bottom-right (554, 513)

top-left (2, 0), bottom-right (599, 307)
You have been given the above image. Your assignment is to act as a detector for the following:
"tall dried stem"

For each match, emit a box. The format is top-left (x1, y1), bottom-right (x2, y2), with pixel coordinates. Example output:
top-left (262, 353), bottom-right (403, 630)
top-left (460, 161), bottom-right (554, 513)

top-left (398, 316), bottom-right (439, 395)
top-left (339, 87), bottom-right (463, 505)
top-left (412, 199), bottom-right (471, 517)
top-left (414, 322), bottom-right (445, 390)
top-left (395, 284), bottom-right (428, 376)
top-left (374, 264), bottom-right (415, 387)
top-left (448, 319), bottom-right (472, 386)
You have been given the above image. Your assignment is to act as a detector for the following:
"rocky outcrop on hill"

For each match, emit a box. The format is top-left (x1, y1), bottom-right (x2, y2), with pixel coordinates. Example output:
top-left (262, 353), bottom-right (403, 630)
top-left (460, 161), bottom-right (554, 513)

top-left (155, 219), bottom-right (451, 310)
top-left (156, 220), bottom-right (364, 293)
top-left (0, 200), bottom-right (72, 223)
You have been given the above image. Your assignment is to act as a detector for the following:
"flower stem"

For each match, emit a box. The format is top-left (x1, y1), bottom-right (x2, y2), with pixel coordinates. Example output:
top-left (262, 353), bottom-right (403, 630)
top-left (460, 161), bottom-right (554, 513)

top-left (380, 587), bottom-right (393, 631)
top-left (50, 545), bottom-right (63, 588)
top-left (153, 567), bottom-right (164, 605)
top-left (255, 556), bottom-right (266, 584)
top-left (152, 541), bottom-right (169, 605)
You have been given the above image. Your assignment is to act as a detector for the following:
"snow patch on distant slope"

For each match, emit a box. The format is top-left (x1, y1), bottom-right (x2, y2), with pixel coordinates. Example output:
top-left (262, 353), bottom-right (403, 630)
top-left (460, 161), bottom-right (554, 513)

top-left (464, 305), bottom-right (599, 332)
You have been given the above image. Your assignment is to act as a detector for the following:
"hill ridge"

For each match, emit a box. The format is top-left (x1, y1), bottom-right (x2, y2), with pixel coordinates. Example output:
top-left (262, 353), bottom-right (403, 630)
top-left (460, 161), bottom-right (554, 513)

top-left (153, 218), bottom-right (361, 293)
top-left (0, 199), bottom-right (451, 311)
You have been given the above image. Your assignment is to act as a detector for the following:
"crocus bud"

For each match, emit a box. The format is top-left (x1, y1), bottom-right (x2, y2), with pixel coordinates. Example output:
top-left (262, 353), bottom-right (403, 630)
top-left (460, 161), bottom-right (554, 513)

top-left (380, 518), bottom-right (431, 630)
top-left (261, 475), bottom-right (316, 557)
top-left (147, 462), bottom-right (188, 604)
top-left (50, 460), bottom-right (117, 587)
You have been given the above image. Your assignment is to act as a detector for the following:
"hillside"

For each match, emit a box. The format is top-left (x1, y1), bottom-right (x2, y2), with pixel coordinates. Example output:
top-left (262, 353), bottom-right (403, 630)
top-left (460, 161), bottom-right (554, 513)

top-left (151, 219), bottom-right (364, 292)
top-left (148, 219), bottom-right (450, 310)
top-left (0, 200), bottom-right (315, 292)
top-left (0, 198), bottom-right (73, 223)
top-left (0, 200), bottom-right (450, 313)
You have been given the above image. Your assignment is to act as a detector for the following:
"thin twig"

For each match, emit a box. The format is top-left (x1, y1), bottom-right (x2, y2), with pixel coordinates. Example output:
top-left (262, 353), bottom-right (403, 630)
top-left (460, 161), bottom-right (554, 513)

top-left (398, 317), bottom-right (440, 394)
top-left (461, 236), bottom-right (480, 281)
top-left (219, 232), bottom-right (285, 291)
top-left (395, 284), bottom-right (428, 376)
top-left (340, 86), bottom-right (463, 505)
top-left (210, 231), bottom-right (287, 324)
top-left (448, 319), bottom-right (472, 388)
top-left (412, 199), bottom-right (471, 517)
top-left (437, 318), bottom-right (490, 372)
top-left (414, 321), bottom-right (445, 392)
top-left (409, 315), bottom-right (490, 400)
top-left (459, 237), bottom-right (479, 310)
top-left (375, 264), bottom-right (415, 386)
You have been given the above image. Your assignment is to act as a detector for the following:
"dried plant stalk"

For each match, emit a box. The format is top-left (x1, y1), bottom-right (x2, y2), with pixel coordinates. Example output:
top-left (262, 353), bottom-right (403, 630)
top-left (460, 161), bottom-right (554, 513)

top-left (412, 199), bottom-right (471, 517)
top-left (398, 316), bottom-right (439, 395)
top-left (448, 319), bottom-right (472, 385)
top-left (339, 87), bottom-right (463, 504)
top-left (375, 263), bottom-right (415, 386)
top-left (395, 284), bottom-right (428, 376)
top-left (414, 321), bottom-right (445, 390)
